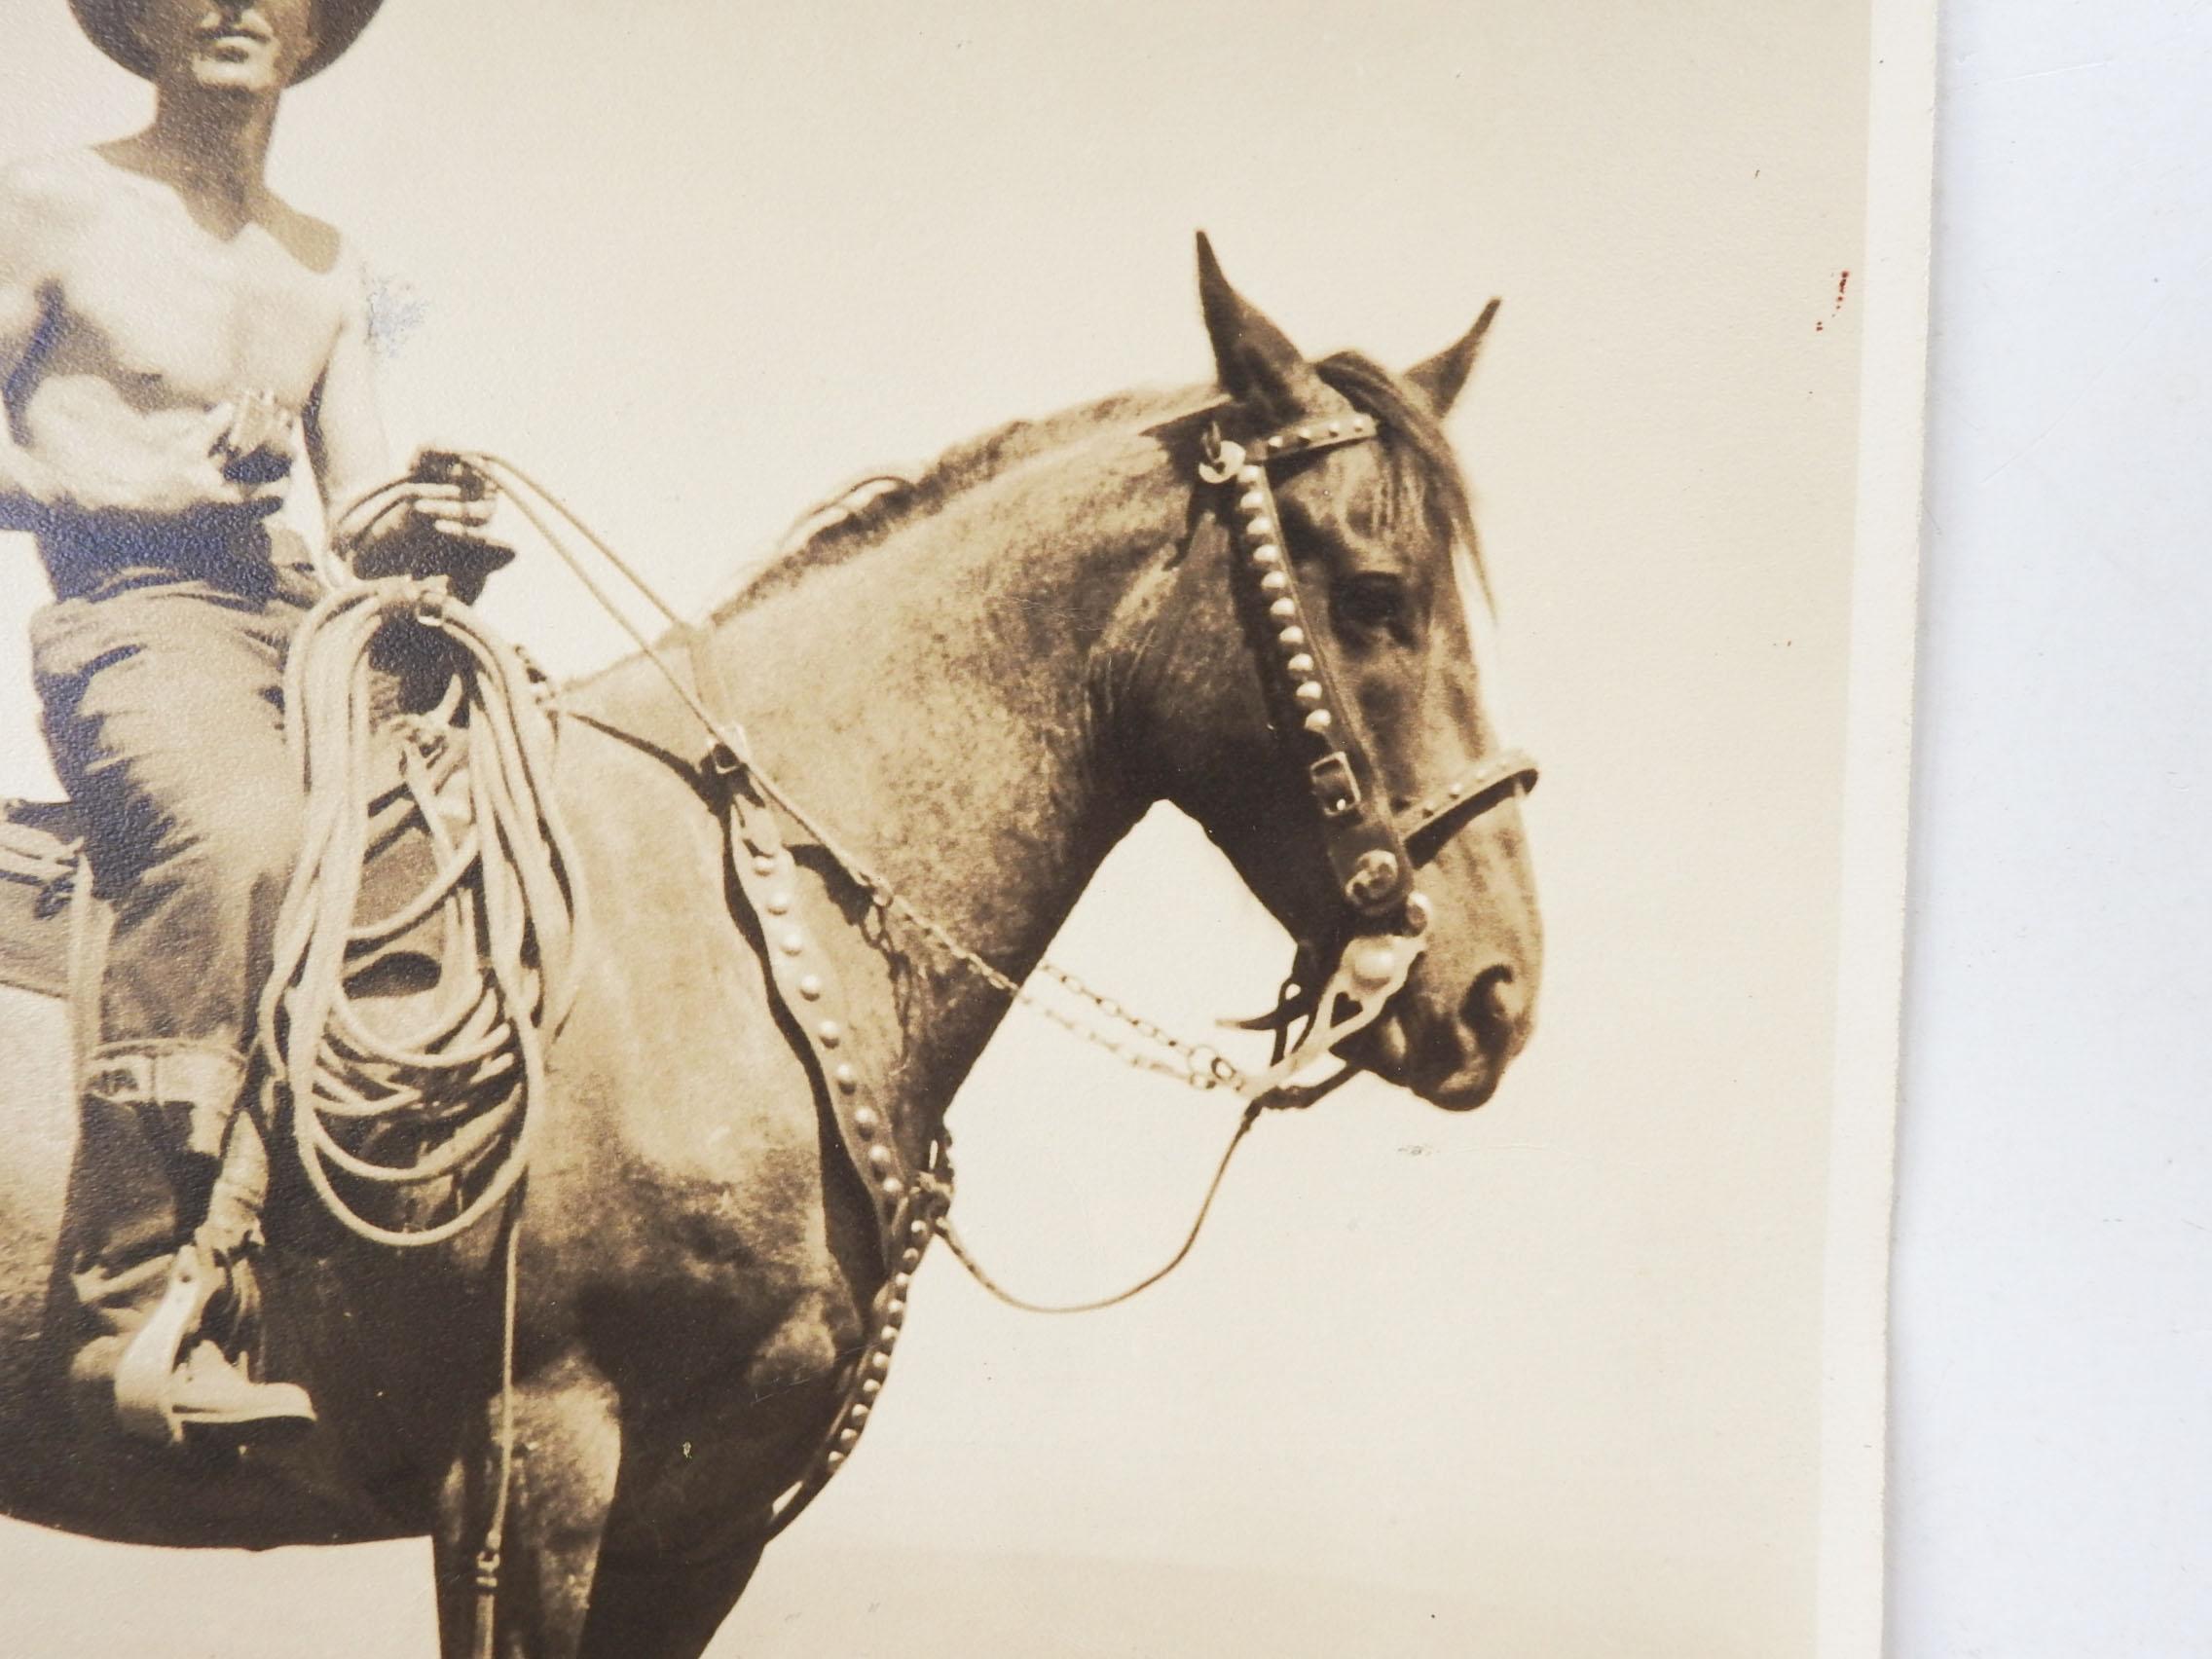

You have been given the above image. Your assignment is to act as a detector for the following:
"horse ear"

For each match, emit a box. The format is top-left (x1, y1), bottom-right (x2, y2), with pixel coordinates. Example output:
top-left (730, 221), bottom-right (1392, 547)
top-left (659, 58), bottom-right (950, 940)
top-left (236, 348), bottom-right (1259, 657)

top-left (1196, 232), bottom-right (1336, 421)
top-left (1405, 299), bottom-right (1501, 418)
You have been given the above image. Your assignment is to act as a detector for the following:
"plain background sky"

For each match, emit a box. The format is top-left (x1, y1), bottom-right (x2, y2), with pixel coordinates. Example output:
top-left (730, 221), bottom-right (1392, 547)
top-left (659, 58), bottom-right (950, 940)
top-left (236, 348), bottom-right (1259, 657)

top-left (0, 4), bottom-right (1881, 1655)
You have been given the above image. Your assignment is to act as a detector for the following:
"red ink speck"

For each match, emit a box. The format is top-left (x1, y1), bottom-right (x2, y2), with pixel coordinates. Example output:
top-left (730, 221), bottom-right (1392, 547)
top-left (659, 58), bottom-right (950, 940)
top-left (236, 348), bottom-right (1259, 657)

top-left (1834, 271), bottom-right (1851, 311)
top-left (1816, 320), bottom-right (1825, 332)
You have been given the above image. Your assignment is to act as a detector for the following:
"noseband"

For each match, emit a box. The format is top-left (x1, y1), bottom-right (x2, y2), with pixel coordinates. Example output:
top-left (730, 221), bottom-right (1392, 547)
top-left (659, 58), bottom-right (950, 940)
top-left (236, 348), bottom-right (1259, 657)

top-left (1198, 407), bottom-right (1537, 1095)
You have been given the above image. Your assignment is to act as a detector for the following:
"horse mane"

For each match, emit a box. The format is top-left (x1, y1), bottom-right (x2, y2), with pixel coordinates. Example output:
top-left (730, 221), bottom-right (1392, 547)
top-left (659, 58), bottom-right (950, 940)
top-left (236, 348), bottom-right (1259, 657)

top-left (712, 386), bottom-right (1192, 617)
top-left (711, 350), bottom-right (1485, 619)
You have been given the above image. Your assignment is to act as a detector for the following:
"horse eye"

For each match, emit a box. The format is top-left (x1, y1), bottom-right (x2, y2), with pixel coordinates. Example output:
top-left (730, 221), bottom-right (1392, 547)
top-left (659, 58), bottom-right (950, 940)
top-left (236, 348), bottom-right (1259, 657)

top-left (1332, 574), bottom-right (1408, 634)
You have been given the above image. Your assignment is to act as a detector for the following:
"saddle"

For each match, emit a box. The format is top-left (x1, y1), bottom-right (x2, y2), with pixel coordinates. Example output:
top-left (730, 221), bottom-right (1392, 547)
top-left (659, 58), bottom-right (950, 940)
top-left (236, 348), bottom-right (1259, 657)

top-left (0, 791), bottom-right (453, 1014)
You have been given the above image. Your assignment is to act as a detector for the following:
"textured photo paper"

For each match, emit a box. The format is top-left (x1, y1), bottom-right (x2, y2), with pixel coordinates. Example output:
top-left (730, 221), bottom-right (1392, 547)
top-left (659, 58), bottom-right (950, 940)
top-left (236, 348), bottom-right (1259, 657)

top-left (0, 3), bottom-right (1928, 1655)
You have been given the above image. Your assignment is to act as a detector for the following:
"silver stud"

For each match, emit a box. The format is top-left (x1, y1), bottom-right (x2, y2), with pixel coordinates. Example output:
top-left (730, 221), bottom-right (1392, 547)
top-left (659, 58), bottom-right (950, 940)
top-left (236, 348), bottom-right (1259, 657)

top-left (1250, 544), bottom-right (1280, 567)
top-left (854, 1105), bottom-right (881, 1136)
top-left (1448, 780), bottom-right (1464, 797)
top-left (826, 1450), bottom-right (846, 1469)
top-left (1238, 490), bottom-right (1264, 513)
top-left (837, 1427), bottom-right (860, 1450)
top-left (818, 1018), bottom-right (843, 1047)
top-left (764, 892), bottom-right (792, 916)
top-left (886, 1299), bottom-right (906, 1322)
top-left (1297, 426), bottom-right (1313, 441)
top-left (1286, 652), bottom-right (1314, 675)
top-left (798, 975), bottom-right (824, 1000)
top-left (900, 1248), bottom-right (922, 1270)
top-left (1305, 709), bottom-right (1334, 733)
top-left (868, 1352), bottom-right (890, 1376)
top-left (1271, 436), bottom-right (1290, 452)
top-left (1276, 625), bottom-right (1306, 648)
top-left (752, 854), bottom-right (776, 876)
top-left (1260, 571), bottom-right (1288, 595)
top-left (909, 1219), bottom-right (929, 1239)
top-left (879, 1324), bottom-right (901, 1346)
top-left (850, 1403), bottom-right (870, 1423)
top-left (866, 1145), bottom-right (894, 1173)
top-left (1237, 464), bottom-right (1261, 485)
top-left (779, 930), bottom-right (805, 956)
top-left (1294, 682), bottom-right (1325, 705)
top-left (880, 1175), bottom-right (904, 1201)
top-left (1328, 420), bottom-right (1344, 436)
top-left (1268, 598), bottom-right (1297, 622)
top-left (861, 1378), bottom-right (883, 1398)
top-left (834, 1063), bottom-right (859, 1092)
top-left (1244, 517), bottom-right (1271, 539)
top-left (894, 1272), bottom-right (912, 1292)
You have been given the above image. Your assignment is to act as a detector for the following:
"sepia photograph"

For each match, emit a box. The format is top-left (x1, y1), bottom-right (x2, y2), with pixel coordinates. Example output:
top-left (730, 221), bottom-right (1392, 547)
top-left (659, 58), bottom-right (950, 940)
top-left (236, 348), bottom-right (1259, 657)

top-left (0, 3), bottom-right (1929, 1655)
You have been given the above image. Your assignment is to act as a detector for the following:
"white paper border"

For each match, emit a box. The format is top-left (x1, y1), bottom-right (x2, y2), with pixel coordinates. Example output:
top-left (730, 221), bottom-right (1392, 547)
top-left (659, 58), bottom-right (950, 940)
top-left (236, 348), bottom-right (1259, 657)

top-left (1816, 1), bottom-right (1936, 1652)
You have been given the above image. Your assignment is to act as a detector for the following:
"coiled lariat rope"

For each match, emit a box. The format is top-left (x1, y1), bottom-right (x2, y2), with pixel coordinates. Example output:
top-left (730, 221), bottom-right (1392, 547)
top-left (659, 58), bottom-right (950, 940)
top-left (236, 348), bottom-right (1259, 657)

top-left (265, 568), bottom-right (575, 1657)
top-left (261, 573), bottom-right (584, 1249)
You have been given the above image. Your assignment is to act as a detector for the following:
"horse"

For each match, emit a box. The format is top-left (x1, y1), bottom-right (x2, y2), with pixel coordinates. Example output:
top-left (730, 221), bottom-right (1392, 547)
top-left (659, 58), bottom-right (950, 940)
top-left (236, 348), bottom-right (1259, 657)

top-left (0, 240), bottom-right (1542, 1657)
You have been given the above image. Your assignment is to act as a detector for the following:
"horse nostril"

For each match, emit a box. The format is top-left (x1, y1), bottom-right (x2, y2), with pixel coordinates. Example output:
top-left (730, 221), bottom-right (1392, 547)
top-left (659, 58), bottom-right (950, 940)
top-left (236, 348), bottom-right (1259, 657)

top-left (1465, 965), bottom-right (1529, 1053)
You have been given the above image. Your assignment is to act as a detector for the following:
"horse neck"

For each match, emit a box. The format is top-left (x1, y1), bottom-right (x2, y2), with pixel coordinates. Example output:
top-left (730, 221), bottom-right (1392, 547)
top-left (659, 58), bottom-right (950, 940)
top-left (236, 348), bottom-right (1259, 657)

top-left (584, 429), bottom-right (1191, 1096)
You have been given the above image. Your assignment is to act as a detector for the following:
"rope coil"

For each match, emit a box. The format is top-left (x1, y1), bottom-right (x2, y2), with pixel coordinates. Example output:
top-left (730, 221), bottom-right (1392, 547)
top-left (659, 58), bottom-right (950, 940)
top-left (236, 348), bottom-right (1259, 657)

top-left (261, 575), bottom-right (584, 1248)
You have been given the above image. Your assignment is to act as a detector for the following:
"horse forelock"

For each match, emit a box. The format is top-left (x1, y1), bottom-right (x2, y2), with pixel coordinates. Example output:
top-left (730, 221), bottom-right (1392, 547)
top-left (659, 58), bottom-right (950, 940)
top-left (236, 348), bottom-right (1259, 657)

top-left (1311, 351), bottom-right (1491, 608)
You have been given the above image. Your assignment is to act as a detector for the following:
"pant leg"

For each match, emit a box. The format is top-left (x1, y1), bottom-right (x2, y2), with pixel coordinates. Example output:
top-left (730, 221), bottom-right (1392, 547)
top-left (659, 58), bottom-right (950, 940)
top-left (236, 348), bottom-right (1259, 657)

top-left (30, 578), bottom-right (309, 1126)
top-left (30, 579), bottom-right (310, 1374)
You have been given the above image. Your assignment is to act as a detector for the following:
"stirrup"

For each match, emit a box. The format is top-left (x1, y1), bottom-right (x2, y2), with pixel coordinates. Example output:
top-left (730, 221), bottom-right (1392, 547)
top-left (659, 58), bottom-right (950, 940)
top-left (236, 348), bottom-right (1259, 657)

top-left (113, 1246), bottom-right (315, 1446)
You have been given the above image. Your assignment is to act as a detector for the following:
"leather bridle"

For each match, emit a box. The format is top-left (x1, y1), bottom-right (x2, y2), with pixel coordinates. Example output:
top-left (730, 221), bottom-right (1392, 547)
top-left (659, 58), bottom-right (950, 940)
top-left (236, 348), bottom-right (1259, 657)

top-left (1197, 405), bottom-right (1538, 1099)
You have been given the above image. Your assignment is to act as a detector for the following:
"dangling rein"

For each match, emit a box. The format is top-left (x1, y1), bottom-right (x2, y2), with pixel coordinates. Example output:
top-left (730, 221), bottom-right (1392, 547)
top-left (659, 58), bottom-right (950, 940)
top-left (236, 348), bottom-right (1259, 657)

top-left (261, 574), bottom-right (584, 1250)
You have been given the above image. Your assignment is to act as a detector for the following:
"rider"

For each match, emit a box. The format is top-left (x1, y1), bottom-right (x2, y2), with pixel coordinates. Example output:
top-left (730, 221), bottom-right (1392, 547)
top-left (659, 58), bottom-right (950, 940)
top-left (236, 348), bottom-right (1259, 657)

top-left (0, 0), bottom-right (505, 1440)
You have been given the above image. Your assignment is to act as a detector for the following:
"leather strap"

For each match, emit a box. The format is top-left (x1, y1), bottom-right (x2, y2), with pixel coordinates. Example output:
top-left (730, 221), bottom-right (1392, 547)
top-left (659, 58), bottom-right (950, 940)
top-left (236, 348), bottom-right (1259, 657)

top-left (679, 619), bottom-right (958, 1538)
top-left (1210, 423), bottom-right (1419, 919)
top-left (715, 772), bottom-right (928, 1267)
top-left (1394, 747), bottom-right (1538, 845)
top-left (682, 625), bottom-right (944, 1271)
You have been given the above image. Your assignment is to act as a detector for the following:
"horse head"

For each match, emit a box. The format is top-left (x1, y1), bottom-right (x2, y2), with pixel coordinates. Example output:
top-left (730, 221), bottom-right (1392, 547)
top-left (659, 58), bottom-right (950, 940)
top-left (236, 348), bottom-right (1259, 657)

top-left (1116, 239), bottom-right (1541, 1110)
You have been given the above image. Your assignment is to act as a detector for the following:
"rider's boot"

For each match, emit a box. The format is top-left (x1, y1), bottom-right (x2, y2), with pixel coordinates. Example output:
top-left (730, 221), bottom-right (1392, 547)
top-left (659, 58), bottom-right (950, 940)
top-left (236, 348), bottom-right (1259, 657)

top-left (63, 1048), bottom-right (315, 1446)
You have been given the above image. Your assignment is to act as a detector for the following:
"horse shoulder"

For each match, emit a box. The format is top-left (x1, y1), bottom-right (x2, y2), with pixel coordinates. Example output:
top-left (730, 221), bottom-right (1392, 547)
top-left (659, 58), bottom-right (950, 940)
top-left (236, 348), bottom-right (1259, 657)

top-left (534, 735), bottom-right (843, 1317)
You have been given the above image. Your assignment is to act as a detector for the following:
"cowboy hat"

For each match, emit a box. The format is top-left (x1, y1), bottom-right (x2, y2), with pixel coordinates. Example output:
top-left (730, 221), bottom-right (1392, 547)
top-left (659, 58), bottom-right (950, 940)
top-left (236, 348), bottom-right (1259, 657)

top-left (70, 0), bottom-right (386, 83)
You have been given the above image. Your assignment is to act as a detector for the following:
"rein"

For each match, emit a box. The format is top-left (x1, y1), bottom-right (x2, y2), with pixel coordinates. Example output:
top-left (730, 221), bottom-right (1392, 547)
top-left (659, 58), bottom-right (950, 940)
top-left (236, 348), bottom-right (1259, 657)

top-left (461, 453), bottom-right (1272, 1100)
top-left (455, 391), bottom-right (1533, 1238)
top-left (419, 405), bottom-right (1533, 1538)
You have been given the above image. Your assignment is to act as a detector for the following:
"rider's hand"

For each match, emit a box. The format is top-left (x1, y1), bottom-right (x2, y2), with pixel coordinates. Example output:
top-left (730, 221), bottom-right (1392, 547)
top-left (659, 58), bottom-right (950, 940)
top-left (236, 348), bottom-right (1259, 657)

top-left (333, 458), bottom-right (511, 597)
top-left (39, 401), bottom-right (289, 524)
